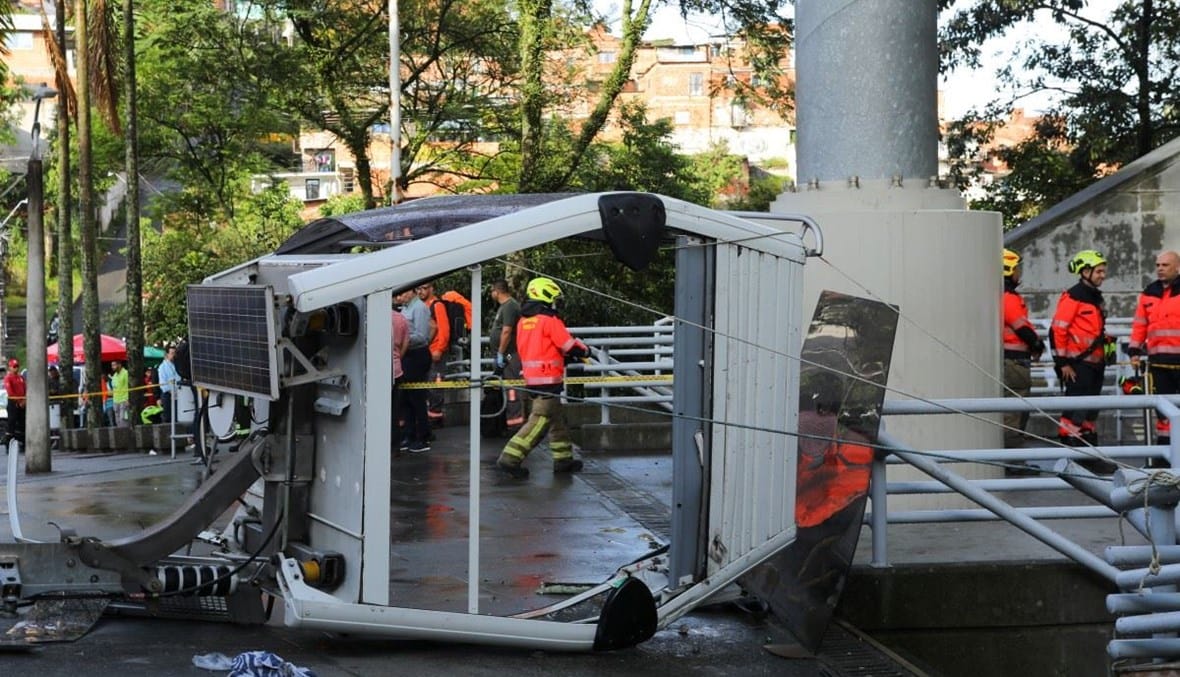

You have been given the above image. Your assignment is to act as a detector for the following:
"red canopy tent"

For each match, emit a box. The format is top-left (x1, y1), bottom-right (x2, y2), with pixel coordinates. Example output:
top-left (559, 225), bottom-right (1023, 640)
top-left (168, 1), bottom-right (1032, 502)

top-left (47, 334), bottom-right (128, 364)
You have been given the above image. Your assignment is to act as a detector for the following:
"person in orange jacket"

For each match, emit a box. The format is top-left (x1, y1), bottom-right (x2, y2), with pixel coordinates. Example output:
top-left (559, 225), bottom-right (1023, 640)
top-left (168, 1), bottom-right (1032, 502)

top-left (1002, 249), bottom-right (1045, 450)
top-left (496, 277), bottom-right (589, 479)
top-left (1127, 250), bottom-right (1180, 456)
top-left (416, 281), bottom-right (449, 422)
top-left (1051, 250), bottom-right (1109, 447)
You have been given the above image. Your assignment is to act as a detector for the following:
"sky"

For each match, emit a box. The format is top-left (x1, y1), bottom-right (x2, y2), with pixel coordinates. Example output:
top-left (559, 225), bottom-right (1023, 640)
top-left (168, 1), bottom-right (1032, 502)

top-left (597, 0), bottom-right (1122, 120)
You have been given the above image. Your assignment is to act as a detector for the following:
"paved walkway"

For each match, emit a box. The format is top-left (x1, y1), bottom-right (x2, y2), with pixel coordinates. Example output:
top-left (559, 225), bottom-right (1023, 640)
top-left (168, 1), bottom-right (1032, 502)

top-left (0, 432), bottom-right (892, 676)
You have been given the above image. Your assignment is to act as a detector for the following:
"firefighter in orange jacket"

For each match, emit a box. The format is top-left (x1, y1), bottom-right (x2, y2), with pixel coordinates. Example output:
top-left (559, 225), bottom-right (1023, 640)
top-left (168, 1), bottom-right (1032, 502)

top-left (496, 277), bottom-right (589, 479)
top-left (1002, 249), bottom-right (1044, 449)
top-left (1127, 250), bottom-right (1180, 452)
top-left (1051, 250), bottom-right (1109, 446)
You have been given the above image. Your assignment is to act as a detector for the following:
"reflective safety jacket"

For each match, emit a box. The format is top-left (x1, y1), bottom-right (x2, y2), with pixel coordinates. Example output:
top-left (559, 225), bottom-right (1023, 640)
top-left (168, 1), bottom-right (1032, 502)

top-left (1051, 282), bottom-right (1106, 368)
top-left (1128, 277), bottom-right (1180, 365)
top-left (516, 301), bottom-right (588, 386)
top-left (1003, 279), bottom-right (1043, 359)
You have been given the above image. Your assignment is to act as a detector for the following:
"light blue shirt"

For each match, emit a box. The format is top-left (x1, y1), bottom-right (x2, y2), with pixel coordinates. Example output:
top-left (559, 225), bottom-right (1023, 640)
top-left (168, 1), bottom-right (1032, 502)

top-left (401, 296), bottom-right (430, 348)
top-left (157, 358), bottom-right (179, 394)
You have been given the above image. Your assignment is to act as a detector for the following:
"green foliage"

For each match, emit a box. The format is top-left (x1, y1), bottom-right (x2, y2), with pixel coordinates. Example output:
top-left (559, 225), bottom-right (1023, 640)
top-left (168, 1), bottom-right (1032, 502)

top-left (139, 184), bottom-right (304, 343)
top-left (728, 172), bottom-right (788, 212)
top-left (319, 193), bottom-right (368, 218)
top-left (578, 103), bottom-right (710, 204)
top-left (134, 0), bottom-right (294, 216)
top-left (940, 1), bottom-right (1180, 224)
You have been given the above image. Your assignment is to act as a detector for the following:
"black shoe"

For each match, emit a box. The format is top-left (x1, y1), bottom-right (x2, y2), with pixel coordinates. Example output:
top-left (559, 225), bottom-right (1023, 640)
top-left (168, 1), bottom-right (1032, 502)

top-left (497, 459), bottom-right (529, 479)
top-left (553, 459), bottom-right (584, 473)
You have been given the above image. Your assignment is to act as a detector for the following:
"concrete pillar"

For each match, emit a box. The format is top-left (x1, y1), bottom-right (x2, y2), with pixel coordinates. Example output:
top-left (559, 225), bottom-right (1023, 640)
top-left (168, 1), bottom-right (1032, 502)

top-left (795, 0), bottom-right (939, 183)
top-left (777, 1), bottom-right (1005, 497)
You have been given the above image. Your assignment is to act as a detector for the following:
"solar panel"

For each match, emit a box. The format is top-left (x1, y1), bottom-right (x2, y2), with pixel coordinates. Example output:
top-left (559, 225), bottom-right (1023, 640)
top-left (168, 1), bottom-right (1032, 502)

top-left (186, 285), bottom-right (279, 400)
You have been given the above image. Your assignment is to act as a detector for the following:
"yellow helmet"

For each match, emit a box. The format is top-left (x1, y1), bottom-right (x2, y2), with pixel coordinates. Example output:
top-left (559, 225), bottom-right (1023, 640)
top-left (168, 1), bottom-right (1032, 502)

top-left (526, 277), bottom-right (562, 304)
top-left (1002, 249), bottom-right (1021, 277)
top-left (1068, 249), bottom-right (1107, 275)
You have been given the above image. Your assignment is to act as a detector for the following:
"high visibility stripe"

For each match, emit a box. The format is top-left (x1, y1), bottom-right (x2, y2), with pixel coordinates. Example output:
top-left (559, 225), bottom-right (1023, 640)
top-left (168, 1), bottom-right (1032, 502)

top-left (504, 415), bottom-right (550, 459)
top-left (550, 441), bottom-right (573, 460)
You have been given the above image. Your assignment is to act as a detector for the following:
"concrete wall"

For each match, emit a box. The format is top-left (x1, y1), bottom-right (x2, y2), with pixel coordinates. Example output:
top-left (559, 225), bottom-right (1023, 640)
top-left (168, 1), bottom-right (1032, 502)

top-left (1006, 139), bottom-right (1180, 319)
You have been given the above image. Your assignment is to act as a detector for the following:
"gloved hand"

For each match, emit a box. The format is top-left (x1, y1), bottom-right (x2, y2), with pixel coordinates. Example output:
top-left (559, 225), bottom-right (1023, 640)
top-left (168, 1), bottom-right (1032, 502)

top-left (1103, 336), bottom-right (1118, 365)
top-left (493, 352), bottom-right (505, 376)
top-left (565, 341), bottom-right (590, 363)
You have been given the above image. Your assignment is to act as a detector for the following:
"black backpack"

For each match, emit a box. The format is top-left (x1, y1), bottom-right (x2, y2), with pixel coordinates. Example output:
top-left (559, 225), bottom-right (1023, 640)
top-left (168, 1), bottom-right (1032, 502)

top-left (432, 298), bottom-right (469, 350)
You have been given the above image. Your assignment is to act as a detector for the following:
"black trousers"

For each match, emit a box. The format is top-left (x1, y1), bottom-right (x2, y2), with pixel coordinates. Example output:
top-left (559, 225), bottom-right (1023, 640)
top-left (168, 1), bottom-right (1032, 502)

top-left (1062, 362), bottom-right (1105, 428)
top-left (400, 347), bottom-right (431, 445)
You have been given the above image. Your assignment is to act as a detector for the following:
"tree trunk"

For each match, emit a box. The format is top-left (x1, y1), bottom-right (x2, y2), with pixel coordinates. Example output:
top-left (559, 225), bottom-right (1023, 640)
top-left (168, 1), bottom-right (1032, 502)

top-left (347, 130), bottom-right (376, 209)
top-left (517, 0), bottom-right (549, 192)
top-left (124, 0), bottom-right (144, 427)
top-left (77, 0), bottom-right (103, 429)
top-left (55, 0), bottom-right (75, 430)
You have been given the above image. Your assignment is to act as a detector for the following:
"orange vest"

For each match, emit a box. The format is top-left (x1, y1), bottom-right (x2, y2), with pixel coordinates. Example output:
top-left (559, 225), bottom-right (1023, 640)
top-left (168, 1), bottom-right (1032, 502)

top-left (1051, 283), bottom-right (1106, 365)
top-left (1129, 279), bottom-right (1180, 364)
top-left (1002, 288), bottom-right (1037, 355)
top-left (517, 312), bottom-right (584, 385)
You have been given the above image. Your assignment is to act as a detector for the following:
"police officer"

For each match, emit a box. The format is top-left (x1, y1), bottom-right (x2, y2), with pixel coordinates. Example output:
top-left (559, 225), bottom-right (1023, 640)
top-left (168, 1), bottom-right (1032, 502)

top-left (1051, 250), bottom-right (1109, 447)
top-left (496, 277), bottom-right (589, 479)
top-left (1002, 249), bottom-right (1045, 450)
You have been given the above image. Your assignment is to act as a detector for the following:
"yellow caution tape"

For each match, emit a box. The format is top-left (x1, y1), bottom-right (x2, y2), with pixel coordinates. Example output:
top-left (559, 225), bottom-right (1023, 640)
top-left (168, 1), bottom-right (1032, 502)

top-left (398, 374), bottom-right (673, 390)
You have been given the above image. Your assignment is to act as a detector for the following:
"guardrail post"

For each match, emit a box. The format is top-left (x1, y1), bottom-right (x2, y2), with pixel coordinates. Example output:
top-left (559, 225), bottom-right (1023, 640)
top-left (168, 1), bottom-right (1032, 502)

top-left (599, 346), bottom-right (611, 425)
top-left (870, 447), bottom-right (889, 568)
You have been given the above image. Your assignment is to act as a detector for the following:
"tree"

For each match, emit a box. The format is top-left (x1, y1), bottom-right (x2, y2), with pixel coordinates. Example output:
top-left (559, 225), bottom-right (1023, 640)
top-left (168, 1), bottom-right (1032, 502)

top-left (254, 0), bottom-right (519, 206)
top-left (135, 184), bottom-right (303, 343)
top-left (940, 1), bottom-right (1180, 225)
top-left (123, 0), bottom-right (144, 423)
top-left (515, 0), bottom-right (792, 193)
top-left (135, 0), bottom-right (294, 219)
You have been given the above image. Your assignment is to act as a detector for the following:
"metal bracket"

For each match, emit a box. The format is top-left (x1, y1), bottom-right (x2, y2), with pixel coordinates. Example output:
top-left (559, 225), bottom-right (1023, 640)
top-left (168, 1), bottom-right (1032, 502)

top-left (71, 537), bottom-right (161, 593)
top-left (277, 337), bottom-right (345, 388)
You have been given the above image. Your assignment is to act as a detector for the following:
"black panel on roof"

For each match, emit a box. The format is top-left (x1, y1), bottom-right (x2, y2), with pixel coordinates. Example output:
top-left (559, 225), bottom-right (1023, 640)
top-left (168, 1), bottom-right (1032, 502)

top-left (276, 193), bottom-right (578, 255)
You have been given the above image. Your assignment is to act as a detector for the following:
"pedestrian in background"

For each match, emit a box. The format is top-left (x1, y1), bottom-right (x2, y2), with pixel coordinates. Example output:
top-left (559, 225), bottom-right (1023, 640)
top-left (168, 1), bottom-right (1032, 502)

top-left (1051, 250), bottom-right (1110, 448)
top-left (489, 279), bottom-right (524, 428)
top-left (1127, 250), bottom-right (1180, 464)
top-left (399, 287), bottom-right (432, 453)
top-left (391, 294), bottom-right (410, 452)
top-left (416, 281), bottom-right (450, 424)
top-left (1001, 249), bottom-right (1045, 452)
top-left (157, 344), bottom-right (180, 423)
top-left (4, 358), bottom-right (26, 444)
top-left (111, 360), bottom-right (131, 428)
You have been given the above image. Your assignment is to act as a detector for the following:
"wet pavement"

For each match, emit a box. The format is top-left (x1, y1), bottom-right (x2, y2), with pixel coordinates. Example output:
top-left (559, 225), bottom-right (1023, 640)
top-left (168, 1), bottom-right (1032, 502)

top-left (0, 430), bottom-right (867, 676)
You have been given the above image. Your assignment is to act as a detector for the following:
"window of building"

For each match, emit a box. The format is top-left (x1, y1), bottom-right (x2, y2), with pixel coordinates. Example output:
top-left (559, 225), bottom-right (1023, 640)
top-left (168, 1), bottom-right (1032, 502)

top-left (688, 73), bottom-right (704, 96)
top-left (598, 51), bottom-right (616, 64)
top-left (5, 33), bottom-right (33, 50)
top-left (305, 178), bottom-right (321, 201)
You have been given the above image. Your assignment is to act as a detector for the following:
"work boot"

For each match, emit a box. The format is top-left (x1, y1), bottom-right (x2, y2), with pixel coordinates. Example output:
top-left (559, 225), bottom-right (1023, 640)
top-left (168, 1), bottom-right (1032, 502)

top-left (553, 458), bottom-right (584, 473)
top-left (496, 457), bottom-right (529, 479)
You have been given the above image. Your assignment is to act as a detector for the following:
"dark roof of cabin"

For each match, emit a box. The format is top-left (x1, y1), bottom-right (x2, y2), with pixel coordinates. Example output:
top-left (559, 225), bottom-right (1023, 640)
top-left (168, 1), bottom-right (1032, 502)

top-left (276, 193), bottom-right (577, 254)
